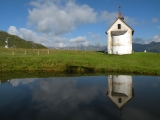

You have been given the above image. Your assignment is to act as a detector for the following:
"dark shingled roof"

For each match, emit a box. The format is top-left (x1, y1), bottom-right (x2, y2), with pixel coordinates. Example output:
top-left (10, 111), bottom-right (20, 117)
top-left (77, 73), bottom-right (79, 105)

top-left (111, 31), bottom-right (127, 36)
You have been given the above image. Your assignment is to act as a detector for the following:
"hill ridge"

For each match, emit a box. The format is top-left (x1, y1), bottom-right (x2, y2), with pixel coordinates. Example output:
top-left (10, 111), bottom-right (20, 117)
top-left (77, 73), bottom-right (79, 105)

top-left (0, 31), bottom-right (47, 49)
top-left (133, 42), bottom-right (160, 53)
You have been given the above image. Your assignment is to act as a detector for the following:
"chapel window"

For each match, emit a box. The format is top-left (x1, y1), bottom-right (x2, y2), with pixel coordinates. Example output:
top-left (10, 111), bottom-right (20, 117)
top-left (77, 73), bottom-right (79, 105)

top-left (118, 24), bottom-right (121, 29)
top-left (118, 98), bottom-right (121, 103)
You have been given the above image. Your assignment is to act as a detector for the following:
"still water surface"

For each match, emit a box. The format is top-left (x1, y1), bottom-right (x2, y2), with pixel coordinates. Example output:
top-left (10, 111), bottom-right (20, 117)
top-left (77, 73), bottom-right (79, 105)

top-left (0, 75), bottom-right (160, 120)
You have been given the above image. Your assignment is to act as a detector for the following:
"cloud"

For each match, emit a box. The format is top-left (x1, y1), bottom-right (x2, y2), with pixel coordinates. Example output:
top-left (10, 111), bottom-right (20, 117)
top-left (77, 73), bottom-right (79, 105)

top-left (8, 26), bottom-right (70, 47)
top-left (19, 28), bottom-right (47, 43)
top-left (28, 0), bottom-right (97, 35)
top-left (124, 17), bottom-right (137, 25)
top-left (7, 26), bottom-right (103, 48)
top-left (90, 34), bottom-right (101, 40)
top-left (7, 0), bottom-right (97, 47)
top-left (9, 78), bottom-right (36, 87)
top-left (151, 35), bottom-right (160, 42)
top-left (133, 35), bottom-right (160, 44)
top-left (152, 18), bottom-right (158, 23)
top-left (89, 33), bottom-right (103, 46)
top-left (8, 26), bottom-right (92, 47)
top-left (158, 26), bottom-right (160, 29)
top-left (30, 78), bottom-right (101, 115)
top-left (142, 35), bottom-right (160, 44)
top-left (70, 36), bottom-right (86, 43)
top-left (8, 1), bottom-right (138, 48)
top-left (100, 10), bottom-right (137, 25)
top-left (8, 26), bottom-right (48, 45)
top-left (8, 26), bottom-right (19, 35)
top-left (99, 11), bottom-right (117, 25)
top-left (69, 36), bottom-right (89, 46)
top-left (133, 37), bottom-right (147, 44)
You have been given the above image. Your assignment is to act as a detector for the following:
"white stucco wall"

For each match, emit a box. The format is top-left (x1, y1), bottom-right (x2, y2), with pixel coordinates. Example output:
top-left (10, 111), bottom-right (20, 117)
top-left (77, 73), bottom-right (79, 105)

top-left (112, 31), bottom-right (132, 55)
top-left (112, 75), bottom-right (132, 97)
top-left (108, 19), bottom-right (129, 32)
top-left (107, 75), bottom-right (133, 108)
top-left (107, 19), bottom-right (133, 55)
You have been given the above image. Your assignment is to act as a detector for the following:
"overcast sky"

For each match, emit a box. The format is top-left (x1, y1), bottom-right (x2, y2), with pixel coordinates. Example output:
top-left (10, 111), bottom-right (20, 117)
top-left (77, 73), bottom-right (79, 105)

top-left (1, 0), bottom-right (160, 47)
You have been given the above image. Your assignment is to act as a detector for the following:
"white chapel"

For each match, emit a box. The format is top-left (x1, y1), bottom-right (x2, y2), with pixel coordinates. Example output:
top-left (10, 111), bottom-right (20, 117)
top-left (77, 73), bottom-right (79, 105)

top-left (106, 7), bottom-right (134, 55)
top-left (106, 75), bottom-right (134, 109)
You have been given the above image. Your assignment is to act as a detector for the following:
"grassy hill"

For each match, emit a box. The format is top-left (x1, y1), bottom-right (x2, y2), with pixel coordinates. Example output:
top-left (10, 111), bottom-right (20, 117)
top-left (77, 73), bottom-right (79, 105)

top-left (0, 31), bottom-right (47, 49)
top-left (0, 49), bottom-right (160, 75)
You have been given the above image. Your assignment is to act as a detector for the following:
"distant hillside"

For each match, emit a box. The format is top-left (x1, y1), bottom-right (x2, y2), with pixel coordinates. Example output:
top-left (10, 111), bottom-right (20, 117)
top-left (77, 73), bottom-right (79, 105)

top-left (82, 42), bottom-right (160, 53)
top-left (133, 42), bottom-right (160, 53)
top-left (0, 31), bottom-right (47, 49)
top-left (49, 42), bottom-right (160, 53)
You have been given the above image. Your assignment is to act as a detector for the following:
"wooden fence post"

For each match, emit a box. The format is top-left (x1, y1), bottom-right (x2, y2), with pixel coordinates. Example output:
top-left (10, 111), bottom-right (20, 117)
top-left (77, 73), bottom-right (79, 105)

top-left (38, 51), bottom-right (39, 55)
top-left (48, 49), bottom-right (49, 54)
top-left (25, 50), bottom-right (26, 55)
top-left (12, 50), bottom-right (14, 55)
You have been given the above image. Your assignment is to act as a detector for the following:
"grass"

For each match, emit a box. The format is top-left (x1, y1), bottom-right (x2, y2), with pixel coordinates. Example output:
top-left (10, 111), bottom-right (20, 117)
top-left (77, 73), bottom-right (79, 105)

top-left (0, 48), bottom-right (160, 75)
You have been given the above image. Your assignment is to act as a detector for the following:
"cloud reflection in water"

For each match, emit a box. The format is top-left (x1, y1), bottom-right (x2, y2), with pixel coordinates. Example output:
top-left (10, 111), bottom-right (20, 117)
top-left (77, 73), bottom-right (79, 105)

top-left (29, 77), bottom-right (107, 119)
top-left (1, 75), bottom-right (160, 120)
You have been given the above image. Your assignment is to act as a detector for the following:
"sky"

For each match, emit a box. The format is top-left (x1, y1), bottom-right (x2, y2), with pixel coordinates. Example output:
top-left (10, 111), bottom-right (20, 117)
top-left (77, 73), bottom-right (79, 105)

top-left (0, 0), bottom-right (160, 47)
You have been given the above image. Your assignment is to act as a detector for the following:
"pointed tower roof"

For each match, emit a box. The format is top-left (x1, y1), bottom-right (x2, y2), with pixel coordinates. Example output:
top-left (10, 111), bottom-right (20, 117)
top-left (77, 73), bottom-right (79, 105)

top-left (106, 6), bottom-right (134, 35)
top-left (118, 6), bottom-right (124, 20)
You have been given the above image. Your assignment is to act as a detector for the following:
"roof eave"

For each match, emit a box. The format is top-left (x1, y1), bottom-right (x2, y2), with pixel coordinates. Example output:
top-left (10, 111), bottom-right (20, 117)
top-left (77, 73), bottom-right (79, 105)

top-left (106, 18), bottom-right (134, 35)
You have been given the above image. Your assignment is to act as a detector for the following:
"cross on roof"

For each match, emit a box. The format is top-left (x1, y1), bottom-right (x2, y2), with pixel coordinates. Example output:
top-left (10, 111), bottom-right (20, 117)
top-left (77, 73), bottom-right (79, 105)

top-left (118, 5), bottom-right (124, 20)
top-left (119, 5), bottom-right (121, 12)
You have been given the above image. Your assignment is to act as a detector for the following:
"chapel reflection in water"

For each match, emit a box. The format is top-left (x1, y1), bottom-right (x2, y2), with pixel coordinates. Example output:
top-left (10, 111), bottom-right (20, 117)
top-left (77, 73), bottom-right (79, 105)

top-left (106, 75), bottom-right (134, 109)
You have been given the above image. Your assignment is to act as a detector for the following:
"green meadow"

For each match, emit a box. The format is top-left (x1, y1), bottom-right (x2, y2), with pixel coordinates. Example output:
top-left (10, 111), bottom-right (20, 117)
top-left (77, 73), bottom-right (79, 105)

top-left (0, 48), bottom-right (160, 75)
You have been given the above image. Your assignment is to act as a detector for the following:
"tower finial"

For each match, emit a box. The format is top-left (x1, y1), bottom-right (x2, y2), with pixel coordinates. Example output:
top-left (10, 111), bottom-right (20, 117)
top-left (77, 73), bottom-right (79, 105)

top-left (119, 5), bottom-right (121, 13)
top-left (118, 5), bottom-right (124, 20)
